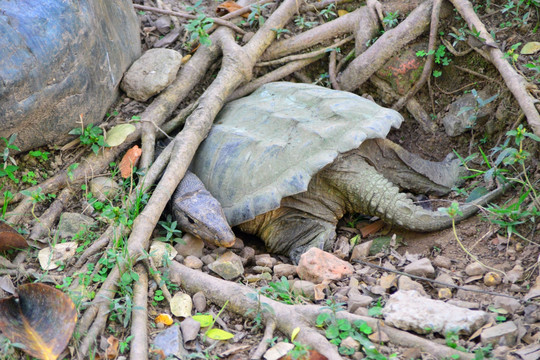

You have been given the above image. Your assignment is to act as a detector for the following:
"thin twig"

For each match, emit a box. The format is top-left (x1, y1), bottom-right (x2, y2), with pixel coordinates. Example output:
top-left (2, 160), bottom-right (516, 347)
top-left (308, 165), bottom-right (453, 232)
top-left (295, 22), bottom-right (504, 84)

top-left (133, 4), bottom-right (246, 35)
top-left (329, 50), bottom-right (340, 90)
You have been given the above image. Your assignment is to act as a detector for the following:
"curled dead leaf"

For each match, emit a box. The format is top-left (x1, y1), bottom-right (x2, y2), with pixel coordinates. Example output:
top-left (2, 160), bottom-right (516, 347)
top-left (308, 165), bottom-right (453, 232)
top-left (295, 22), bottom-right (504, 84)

top-left (119, 145), bottom-right (142, 178)
top-left (0, 283), bottom-right (77, 360)
top-left (216, 1), bottom-right (249, 18)
top-left (0, 222), bottom-right (28, 251)
top-left (155, 313), bottom-right (174, 326)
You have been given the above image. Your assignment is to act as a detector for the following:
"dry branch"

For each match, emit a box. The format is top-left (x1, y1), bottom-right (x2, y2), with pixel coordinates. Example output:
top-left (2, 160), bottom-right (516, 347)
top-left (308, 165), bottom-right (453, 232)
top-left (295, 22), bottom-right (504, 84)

top-left (449, 0), bottom-right (540, 136)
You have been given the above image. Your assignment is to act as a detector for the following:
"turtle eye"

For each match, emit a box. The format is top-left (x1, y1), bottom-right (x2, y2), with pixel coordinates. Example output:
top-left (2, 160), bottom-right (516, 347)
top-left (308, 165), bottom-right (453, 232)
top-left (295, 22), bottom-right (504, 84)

top-left (186, 215), bottom-right (195, 224)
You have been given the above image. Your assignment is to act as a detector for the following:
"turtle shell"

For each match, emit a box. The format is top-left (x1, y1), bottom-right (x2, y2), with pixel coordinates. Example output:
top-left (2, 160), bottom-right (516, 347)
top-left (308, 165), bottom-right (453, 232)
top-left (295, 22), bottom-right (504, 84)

top-left (190, 82), bottom-right (403, 226)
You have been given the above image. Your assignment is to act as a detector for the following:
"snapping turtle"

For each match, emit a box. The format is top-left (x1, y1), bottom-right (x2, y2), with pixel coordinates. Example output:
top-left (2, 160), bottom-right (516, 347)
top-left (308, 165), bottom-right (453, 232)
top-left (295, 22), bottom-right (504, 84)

top-left (172, 82), bottom-right (501, 260)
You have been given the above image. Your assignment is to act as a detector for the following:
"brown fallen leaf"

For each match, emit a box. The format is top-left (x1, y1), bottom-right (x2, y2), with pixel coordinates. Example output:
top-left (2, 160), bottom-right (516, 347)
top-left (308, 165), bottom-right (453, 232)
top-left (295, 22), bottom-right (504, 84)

top-left (0, 283), bottom-right (77, 360)
top-left (280, 350), bottom-right (328, 360)
top-left (0, 222), bottom-right (28, 251)
top-left (358, 219), bottom-right (384, 238)
top-left (216, 1), bottom-right (249, 18)
top-left (119, 145), bottom-right (142, 178)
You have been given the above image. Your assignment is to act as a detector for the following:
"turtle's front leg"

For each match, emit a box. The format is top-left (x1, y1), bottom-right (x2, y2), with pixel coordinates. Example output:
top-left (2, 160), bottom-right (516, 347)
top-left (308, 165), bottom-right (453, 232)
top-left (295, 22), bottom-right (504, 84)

top-left (240, 208), bottom-right (336, 264)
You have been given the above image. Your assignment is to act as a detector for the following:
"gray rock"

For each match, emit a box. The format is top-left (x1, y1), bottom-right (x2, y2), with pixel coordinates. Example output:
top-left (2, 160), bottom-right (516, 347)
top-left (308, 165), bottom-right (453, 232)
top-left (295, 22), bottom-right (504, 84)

top-left (442, 89), bottom-right (497, 136)
top-left (230, 237), bottom-right (244, 250)
top-left (273, 264), bottom-right (297, 278)
top-left (350, 241), bottom-right (372, 261)
top-left (57, 212), bottom-right (95, 238)
top-left (255, 254), bottom-right (277, 268)
top-left (348, 287), bottom-right (374, 313)
top-left (89, 177), bottom-right (120, 201)
top-left (208, 251), bottom-right (244, 280)
top-left (153, 324), bottom-right (188, 358)
top-left (200, 254), bottom-right (215, 265)
top-left (505, 264), bottom-right (524, 283)
top-left (192, 292), bottom-right (207, 313)
top-left (383, 290), bottom-right (490, 335)
top-left (154, 16), bottom-right (172, 34)
top-left (493, 296), bottom-right (521, 313)
top-left (174, 233), bottom-right (204, 258)
top-left (397, 276), bottom-right (427, 296)
top-left (480, 321), bottom-right (518, 346)
top-left (433, 255), bottom-right (452, 269)
top-left (121, 49), bottom-right (182, 102)
top-left (154, 29), bottom-right (181, 48)
top-left (252, 266), bottom-right (272, 274)
top-left (180, 317), bottom-right (200, 344)
top-left (246, 273), bottom-right (272, 282)
top-left (434, 272), bottom-right (455, 288)
top-left (341, 336), bottom-right (360, 351)
top-left (465, 262), bottom-right (487, 276)
top-left (292, 280), bottom-right (316, 300)
top-left (183, 255), bottom-right (203, 270)
top-left (0, 0), bottom-right (140, 152)
top-left (240, 247), bottom-right (255, 265)
top-left (403, 258), bottom-right (435, 278)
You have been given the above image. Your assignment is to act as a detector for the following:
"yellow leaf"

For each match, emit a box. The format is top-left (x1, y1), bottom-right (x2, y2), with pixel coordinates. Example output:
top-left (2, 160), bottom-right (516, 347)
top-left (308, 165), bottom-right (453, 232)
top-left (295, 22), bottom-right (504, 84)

top-left (105, 124), bottom-right (136, 147)
top-left (291, 327), bottom-right (300, 341)
top-left (206, 328), bottom-right (234, 340)
top-left (192, 314), bottom-right (214, 327)
top-left (338, 9), bottom-right (348, 16)
top-left (521, 41), bottom-right (540, 55)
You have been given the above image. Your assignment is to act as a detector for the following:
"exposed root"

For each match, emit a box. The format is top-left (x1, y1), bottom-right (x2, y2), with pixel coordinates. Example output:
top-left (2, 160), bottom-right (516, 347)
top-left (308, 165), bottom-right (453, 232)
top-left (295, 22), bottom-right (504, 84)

top-left (251, 319), bottom-right (277, 360)
top-left (130, 264), bottom-right (149, 360)
top-left (169, 261), bottom-right (476, 360)
top-left (29, 187), bottom-right (73, 241)
top-left (449, 0), bottom-right (540, 136)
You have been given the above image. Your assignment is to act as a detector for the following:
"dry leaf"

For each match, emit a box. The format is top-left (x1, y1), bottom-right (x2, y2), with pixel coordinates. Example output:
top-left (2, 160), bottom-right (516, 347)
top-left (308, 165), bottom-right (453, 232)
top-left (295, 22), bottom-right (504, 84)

top-left (216, 1), bottom-right (249, 18)
top-left (337, 9), bottom-right (348, 16)
top-left (358, 220), bottom-right (384, 238)
top-left (38, 242), bottom-right (77, 271)
top-left (521, 41), bottom-right (540, 55)
top-left (105, 124), bottom-right (136, 147)
top-left (0, 283), bottom-right (77, 360)
top-left (0, 222), bottom-right (28, 251)
top-left (155, 313), bottom-right (174, 326)
top-left (119, 145), bottom-right (142, 178)
top-left (105, 336), bottom-right (119, 359)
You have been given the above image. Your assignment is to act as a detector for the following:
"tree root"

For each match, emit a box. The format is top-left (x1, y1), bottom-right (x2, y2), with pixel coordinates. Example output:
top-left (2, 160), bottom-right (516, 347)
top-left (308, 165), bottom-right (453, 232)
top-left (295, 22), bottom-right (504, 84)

top-left (449, 0), bottom-right (540, 136)
top-left (29, 187), bottom-right (73, 241)
top-left (169, 261), bottom-right (475, 360)
top-left (130, 264), bottom-right (149, 360)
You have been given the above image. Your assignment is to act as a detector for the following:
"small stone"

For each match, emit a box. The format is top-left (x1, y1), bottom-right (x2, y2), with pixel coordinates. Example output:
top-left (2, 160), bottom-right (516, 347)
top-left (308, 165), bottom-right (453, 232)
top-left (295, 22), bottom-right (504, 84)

top-left (340, 336), bottom-right (360, 351)
top-left (230, 237), bottom-right (244, 250)
top-left (252, 266), bottom-right (272, 274)
top-left (150, 241), bottom-right (177, 266)
top-left (292, 280), bottom-right (316, 300)
top-left (201, 254), bottom-right (215, 265)
top-left (153, 324), bottom-right (188, 358)
top-left (493, 296), bottom-right (521, 313)
top-left (184, 255), bottom-right (203, 270)
top-left (434, 272), bottom-right (455, 288)
top-left (333, 234), bottom-right (351, 259)
top-left (438, 288), bottom-right (453, 299)
top-left (174, 233), bottom-right (204, 258)
top-left (484, 272), bottom-right (502, 286)
top-left (89, 177), bottom-right (120, 201)
top-left (353, 307), bottom-right (369, 316)
top-left (433, 255), bottom-right (452, 269)
top-left (368, 330), bottom-right (389, 343)
top-left (273, 264), bottom-right (297, 278)
top-left (208, 251), bottom-right (244, 280)
top-left (170, 292), bottom-right (192, 318)
top-left (505, 264), bottom-right (524, 283)
top-left (348, 287), bottom-right (374, 312)
top-left (397, 276), bottom-right (427, 296)
top-left (403, 258), bottom-right (435, 278)
top-left (154, 16), bottom-right (172, 34)
top-left (465, 262), bottom-right (487, 276)
top-left (263, 342), bottom-right (294, 360)
top-left (121, 48), bottom-right (182, 102)
top-left (297, 248), bottom-right (353, 283)
top-left (240, 247), bottom-right (255, 264)
top-left (192, 292), bottom-right (207, 313)
top-left (246, 273), bottom-right (272, 282)
top-left (154, 29), bottom-right (181, 48)
top-left (57, 212), bottom-right (95, 239)
top-left (401, 348), bottom-right (422, 360)
top-left (350, 241), bottom-right (372, 261)
top-left (480, 321), bottom-right (518, 346)
top-left (491, 346), bottom-right (511, 359)
top-left (180, 317), bottom-right (200, 343)
top-left (379, 274), bottom-right (397, 289)
top-left (255, 254), bottom-right (277, 268)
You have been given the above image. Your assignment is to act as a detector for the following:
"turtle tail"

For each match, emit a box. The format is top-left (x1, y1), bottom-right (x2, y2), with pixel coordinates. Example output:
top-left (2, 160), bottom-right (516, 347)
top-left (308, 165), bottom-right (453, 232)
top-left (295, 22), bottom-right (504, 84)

top-left (324, 157), bottom-right (504, 232)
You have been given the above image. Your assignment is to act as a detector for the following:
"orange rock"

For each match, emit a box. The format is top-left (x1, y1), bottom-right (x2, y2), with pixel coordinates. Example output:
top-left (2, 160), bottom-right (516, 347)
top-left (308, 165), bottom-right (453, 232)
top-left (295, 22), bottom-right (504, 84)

top-left (297, 248), bottom-right (354, 283)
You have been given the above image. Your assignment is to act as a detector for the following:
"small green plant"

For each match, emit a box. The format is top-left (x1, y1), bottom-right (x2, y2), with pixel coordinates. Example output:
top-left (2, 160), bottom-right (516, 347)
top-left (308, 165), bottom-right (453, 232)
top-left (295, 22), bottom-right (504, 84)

top-left (157, 215), bottom-right (184, 244)
top-left (246, 289), bottom-right (276, 331)
top-left (119, 335), bottom-right (134, 354)
top-left (69, 123), bottom-right (108, 155)
top-left (1, 190), bottom-right (13, 219)
top-left (416, 45), bottom-right (452, 78)
top-left (368, 298), bottom-right (384, 317)
top-left (320, 3), bottom-right (337, 20)
top-left (261, 276), bottom-right (303, 305)
top-left (382, 11), bottom-right (399, 28)
top-left (152, 289), bottom-right (165, 306)
top-left (287, 341), bottom-right (310, 360)
top-left (456, 89), bottom-right (498, 129)
top-left (524, 56), bottom-right (540, 81)
top-left (316, 298), bottom-right (386, 358)
top-left (20, 187), bottom-right (55, 220)
top-left (29, 150), bottom-right (50, 162)
top-left (445, 331), bottom-right (467, 353)
top-left (0, 134), bottom-right (20, 183)
top-left (503, 42), bottom-right (521, 65)
top-left (294, 16), bottom-right (317, 29)
top-left (21, 171), bottom-right (38, 185)
top-left (271, 28), bottom-right (291, 39)
top-left (185, 13), bottom-right (214, 46)
top-left (0, 336), bottom-right (25, 360)
top-left (67, 163), bottom-right (79, 181)
top-left (247, 3), bottom-right (272, 27)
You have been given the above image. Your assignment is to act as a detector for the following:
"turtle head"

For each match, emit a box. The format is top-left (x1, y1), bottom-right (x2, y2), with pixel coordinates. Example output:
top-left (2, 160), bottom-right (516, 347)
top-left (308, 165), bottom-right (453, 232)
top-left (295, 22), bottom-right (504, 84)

top-left (172, 172), bottom-right (236, 248)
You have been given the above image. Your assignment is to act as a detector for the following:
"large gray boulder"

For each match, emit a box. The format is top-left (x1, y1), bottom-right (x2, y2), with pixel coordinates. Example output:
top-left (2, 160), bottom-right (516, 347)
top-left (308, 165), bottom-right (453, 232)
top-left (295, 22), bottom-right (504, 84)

top-left (0, 0), bottom-right (141, 152)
